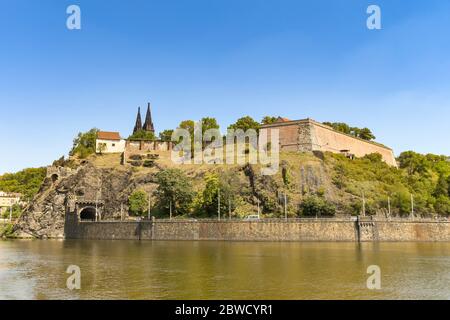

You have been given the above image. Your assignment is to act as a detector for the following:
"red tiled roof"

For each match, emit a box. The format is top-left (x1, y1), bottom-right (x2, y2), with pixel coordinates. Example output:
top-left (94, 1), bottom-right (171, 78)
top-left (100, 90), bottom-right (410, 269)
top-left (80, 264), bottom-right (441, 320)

top-left (97, 131), bottom-right (121, 140)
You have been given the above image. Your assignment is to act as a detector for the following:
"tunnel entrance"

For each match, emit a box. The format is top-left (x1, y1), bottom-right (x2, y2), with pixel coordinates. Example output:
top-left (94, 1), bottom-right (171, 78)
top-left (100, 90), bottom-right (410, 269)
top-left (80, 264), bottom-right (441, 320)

top-left (51, 174), bottom-right (58, 183)
top-left (79, 207), bottom-right (96, 221)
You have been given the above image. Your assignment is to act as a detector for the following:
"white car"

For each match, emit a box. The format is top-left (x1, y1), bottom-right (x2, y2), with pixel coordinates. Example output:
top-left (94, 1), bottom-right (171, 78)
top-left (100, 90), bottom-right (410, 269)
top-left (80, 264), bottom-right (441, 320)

top-left (244, 215), bottom-right (260, 221)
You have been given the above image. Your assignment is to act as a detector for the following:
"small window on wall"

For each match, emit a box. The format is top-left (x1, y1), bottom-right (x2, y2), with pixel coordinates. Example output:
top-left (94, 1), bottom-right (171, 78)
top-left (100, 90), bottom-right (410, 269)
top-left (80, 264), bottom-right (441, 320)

top-left (112, 143), bottom-right (116, 147)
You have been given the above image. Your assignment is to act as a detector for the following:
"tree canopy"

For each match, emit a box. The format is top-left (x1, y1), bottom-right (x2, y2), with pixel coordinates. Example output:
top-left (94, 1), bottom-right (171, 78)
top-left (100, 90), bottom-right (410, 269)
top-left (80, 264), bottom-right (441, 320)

top-left (159, 129), bottom-right (174, 141)
top-left (128, 189), bottom-right (148, 216)
top-left (128, 129), bottom-right (155, 140)
top-left (0, 167), bottom-right (47, 200)
top-left (70, 128), bottom-right (99, 158)
top-left (261, 116), bottom-right (278, 125)
top-left (228, 116), bottom-right (260, 132)
top-left (322, 122), bottom-right (376, 141)
top-left (154, 168), bottom-right (194, 216)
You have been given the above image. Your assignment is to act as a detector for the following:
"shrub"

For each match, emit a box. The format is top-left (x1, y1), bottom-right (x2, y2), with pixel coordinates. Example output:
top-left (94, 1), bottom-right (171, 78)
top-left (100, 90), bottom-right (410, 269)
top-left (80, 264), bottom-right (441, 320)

top-left (299, 195), bottom-right (336, 217)
top-left (128, 190), bottom-right (148, 216)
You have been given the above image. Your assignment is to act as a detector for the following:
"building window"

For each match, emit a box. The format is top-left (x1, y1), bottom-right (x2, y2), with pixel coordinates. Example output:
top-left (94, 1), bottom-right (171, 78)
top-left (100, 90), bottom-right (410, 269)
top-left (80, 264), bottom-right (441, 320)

top-left (112, 143), bottom-right (116, 147)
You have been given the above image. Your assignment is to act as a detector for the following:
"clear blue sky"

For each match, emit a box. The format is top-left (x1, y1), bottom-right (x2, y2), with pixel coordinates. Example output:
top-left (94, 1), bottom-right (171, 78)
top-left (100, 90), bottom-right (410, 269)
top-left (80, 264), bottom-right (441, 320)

top-left (1, 0), bottom-right (450, 174)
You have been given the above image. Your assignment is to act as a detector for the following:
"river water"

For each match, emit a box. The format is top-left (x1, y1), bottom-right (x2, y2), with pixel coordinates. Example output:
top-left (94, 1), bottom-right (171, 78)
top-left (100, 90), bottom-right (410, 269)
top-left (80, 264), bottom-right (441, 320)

top-left (0, 240), bottom-right (449, 300)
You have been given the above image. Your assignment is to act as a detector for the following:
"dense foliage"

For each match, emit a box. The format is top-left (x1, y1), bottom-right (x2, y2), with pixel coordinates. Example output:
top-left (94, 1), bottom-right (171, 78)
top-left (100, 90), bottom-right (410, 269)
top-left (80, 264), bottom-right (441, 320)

top-left (261, 116), bottom-right (278, 125)
top-left (70, 128), bottom-right (99, 158)
top-left (154, 169), bottom-right (195, 216)
top-left (228, 116), bottom-right (260, 132)
top-left (128, 190), bottom-right (148, 216)
top-left (329, 151), bottom-right (450, 216)
top-left (128, 129), bottom-right (155, 140)
top-left (299, 195), bottom-right (336, 217)
top-left (322, 122), bottom-right (376, 141)
top-left (1, 204), bottom-right (21, 219)
top-left (159, 129), bottom-right (174, 141)
top-left (0, 167), bottom-right (47, 199)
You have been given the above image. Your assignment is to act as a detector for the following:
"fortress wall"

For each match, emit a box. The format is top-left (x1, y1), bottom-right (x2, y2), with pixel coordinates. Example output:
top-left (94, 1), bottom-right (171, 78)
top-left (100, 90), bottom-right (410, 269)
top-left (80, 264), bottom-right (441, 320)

top-left (262, 125), bottom-right (301, 152)
top-left (125, 140), bottom-right (172, 153)
top-left (308, 121), bottom-right (397, 166)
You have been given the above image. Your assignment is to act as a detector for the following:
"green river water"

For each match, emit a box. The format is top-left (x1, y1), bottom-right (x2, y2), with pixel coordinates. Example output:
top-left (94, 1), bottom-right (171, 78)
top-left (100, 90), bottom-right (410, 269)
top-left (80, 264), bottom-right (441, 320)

top-left (0, 240), bottom-right (449, 300)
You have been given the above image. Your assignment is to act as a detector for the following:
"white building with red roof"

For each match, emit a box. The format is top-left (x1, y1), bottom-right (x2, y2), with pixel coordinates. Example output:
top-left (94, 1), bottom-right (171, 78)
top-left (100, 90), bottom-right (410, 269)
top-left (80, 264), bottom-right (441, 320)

top-left (96, 131), bottom-right (126, 154)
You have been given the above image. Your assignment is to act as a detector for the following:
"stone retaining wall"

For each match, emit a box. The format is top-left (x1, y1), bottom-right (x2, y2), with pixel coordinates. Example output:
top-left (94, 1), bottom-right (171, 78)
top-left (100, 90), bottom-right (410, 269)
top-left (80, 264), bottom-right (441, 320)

top-left (64, 214), bottom-right (450, 242)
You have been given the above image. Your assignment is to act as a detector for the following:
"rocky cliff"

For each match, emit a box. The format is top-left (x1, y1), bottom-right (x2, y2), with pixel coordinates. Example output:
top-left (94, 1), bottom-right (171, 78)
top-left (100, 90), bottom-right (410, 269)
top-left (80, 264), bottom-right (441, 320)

top-left (14, 151), bottom-right (340, 238)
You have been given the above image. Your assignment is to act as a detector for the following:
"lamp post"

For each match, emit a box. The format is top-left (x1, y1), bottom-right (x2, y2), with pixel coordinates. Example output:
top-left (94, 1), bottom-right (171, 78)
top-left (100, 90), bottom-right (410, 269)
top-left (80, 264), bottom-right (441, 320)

top-left (361, 191), bottom-right (366, 217)
top-left (148, 193), bottom-right (151, 220)
top-left (257, 198), bottom-right (260, 219)
top-left (218, 188), bottom-right (221, 221)
top-left (387, 196), bottom-right (391, 218)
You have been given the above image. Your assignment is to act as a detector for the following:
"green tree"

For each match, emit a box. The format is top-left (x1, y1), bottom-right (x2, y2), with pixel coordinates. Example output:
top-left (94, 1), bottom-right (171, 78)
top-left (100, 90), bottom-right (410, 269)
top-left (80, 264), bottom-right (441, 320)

top-left (179, 120), bottom-right (195, 136)
top-left (159, 129), bottom-right (174, 141)
top-left (128, 129), bottom-right (155, 140)
top-left (1, 204), bottom-right (22, 219)
top-left (228, 116), bottom-right (260, 133)
top-left (0, 167), bottom-right (47, 200)
top-left (448, 176), bottom-right (450, 197)
top-left (299, 195), bottom-right (336, 217)
top-left (261, 116), bottom-right (277, 125)
top-left (70, 128), bottom-right (99, 158)
top-left (434, 174), bottom-right (449, 197)
top-left (155, 169), bottom-right (194, 216)
top-left (435, 195), bottom-right (450, 215)
top-left (201, 173), bottom-right (221, 215)
top-left (128, 190), bottom-right (148, 216)
top-left (358, 127), bottom-right (376, 141)
top-left (200, 117), bottom-right (219, 133)
top-left (322, 122), bottom-right (375, 141)
top-left (97, 143), bottom-right (107, 154)
top-left (398, 151), bottom-right (429, 175)
top-left (363, 153), bottom-right (383, 163)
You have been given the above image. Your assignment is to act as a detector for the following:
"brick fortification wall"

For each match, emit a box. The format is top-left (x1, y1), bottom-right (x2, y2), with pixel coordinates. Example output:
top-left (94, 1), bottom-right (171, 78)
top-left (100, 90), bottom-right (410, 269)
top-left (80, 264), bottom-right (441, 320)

top-left (65, 214), bottom-right (450, 242)
top-left (261, 119), bottom-right (397, 166)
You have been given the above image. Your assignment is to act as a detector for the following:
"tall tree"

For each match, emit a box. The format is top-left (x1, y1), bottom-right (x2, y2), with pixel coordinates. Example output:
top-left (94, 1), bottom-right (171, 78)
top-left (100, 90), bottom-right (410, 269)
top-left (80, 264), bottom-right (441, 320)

top-left (200, 117), bottom-right (219, 133)
top-left (228, 116), bottom-right (260, 132)
top-left (70, 128), bottom-right (99, 158)
top-left (434, 174), bottom-right (449, 197)
top-left (128, 190), bottom-right (148, 216)
top-left (358, 127), bottom-right (376, 141)
top-left (155, 169), bottom-right (194, 216)
top-left (261, 116), bottom-right (277, 125)
top-left (159, 129), bottom-right (174, 141)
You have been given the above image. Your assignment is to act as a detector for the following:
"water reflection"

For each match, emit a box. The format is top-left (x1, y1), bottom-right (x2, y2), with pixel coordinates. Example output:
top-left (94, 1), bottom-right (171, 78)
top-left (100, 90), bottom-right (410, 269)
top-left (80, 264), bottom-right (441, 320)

top-left (1, 240), bottom-right (449, 300)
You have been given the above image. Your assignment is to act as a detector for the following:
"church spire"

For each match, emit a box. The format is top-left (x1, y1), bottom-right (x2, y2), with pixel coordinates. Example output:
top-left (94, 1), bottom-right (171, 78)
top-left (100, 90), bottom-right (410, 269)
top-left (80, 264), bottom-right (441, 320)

top-left (133, 107), bottom-right (142, 134)
top-left (142, 102), bottom-right (155, 133)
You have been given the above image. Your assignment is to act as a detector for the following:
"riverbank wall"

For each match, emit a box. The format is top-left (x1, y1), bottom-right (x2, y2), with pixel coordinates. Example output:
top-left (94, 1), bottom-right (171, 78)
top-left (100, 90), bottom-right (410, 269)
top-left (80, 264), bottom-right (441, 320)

top-left (64, 214), bottom-right (450, 242)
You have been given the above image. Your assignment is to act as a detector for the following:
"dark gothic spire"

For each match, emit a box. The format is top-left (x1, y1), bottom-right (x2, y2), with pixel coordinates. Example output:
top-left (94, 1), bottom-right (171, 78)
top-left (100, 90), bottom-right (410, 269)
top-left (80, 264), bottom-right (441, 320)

top-left (133, 107), bottom-right (142, 134)
top-left (142, 102), bottom-right (155, 133)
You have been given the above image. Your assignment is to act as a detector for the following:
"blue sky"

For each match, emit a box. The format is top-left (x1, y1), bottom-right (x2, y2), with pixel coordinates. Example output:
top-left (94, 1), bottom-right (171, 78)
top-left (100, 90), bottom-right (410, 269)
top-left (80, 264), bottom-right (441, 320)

top-left (1, 0), bottom-right (450, 174)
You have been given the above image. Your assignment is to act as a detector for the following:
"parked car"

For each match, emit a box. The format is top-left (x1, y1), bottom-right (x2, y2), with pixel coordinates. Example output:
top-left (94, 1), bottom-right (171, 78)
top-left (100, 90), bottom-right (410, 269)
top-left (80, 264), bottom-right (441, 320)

top-left (244, 215), bottom-right (260, 221)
